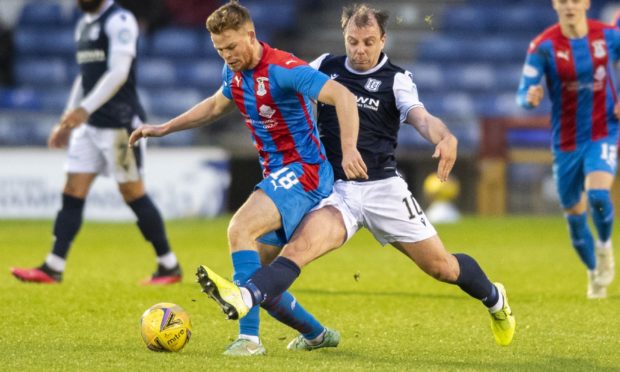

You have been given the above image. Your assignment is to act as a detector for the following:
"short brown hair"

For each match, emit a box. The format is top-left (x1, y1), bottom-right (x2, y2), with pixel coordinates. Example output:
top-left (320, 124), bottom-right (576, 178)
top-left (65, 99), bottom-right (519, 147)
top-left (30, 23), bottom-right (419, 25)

top-left (341, 3), bottom-right (389, 36)
top-left (206, 1), bottom-right (253, 34)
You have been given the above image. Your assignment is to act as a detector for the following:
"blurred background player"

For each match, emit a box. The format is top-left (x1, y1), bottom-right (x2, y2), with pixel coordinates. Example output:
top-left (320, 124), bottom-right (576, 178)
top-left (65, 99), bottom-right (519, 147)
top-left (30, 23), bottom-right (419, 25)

top-left (196, 3), bottom-right (516, 348)
top-left (517, 0), bottom-right (618, 298)
top-left (10, 0), bottom-right (182, 285)
top-left (129, 0), bottom-right (367, 356)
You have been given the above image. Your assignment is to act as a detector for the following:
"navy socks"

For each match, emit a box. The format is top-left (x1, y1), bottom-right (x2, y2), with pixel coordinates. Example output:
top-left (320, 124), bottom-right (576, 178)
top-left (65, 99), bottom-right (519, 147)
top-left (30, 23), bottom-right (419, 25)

top-left (453, 253), bottom-right (499, 307)
top-left (52, 193), bottom-right (85, 258)
top-left (245, 256), bottom-right (301, 306)
top-left (128, 195), bottom-right (171, 256)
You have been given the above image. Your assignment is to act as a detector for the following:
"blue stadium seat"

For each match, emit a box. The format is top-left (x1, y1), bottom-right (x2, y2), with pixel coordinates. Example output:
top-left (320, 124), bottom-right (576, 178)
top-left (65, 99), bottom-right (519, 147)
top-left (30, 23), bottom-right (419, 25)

top-left (416, 37), bottom-right (465, 62)
top-left (175, 59), bottom-right (224, 90)
top-left (495, 64), bottom-right (525, 92)
top-left (137, 59), bottom-right (176, 88)
top-left (244, 2), bottom-right (298, 32)
top-left (14, 27), bottom-right (75, 57)
top-left (18, 2), bottom-right (70, 27)
top-left (145, 88), bottom-right (203, 117)
top-left (406, 63), bottom-right (444, 92)
top-left (443, 64), bottom-right (495, 91)
top-left (441, 6), bottom-right (489, 34)
top-left (15, 58), bottom-right (68, 87)
top-left (0, 88), bottom-right (41, 110)
top-left (39, 88), bottom-right (70, 112)
top-left (150, 28), bottom-right (202, 58)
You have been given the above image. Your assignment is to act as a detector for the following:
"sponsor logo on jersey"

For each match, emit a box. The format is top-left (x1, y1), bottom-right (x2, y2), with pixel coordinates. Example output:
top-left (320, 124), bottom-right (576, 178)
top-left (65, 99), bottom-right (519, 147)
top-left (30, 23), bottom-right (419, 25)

top-left (356, 95), bottom-right (380, 111)
top-left (592, 39), bottom-right (606, 59)
top-left (77, 49), bottom-right (106, 64)
top-left (594, 65), bottom-right (606, 81)
top-left (256, 77), bottom-right (269, 96)
top-left (364, 78), bottom-right (382, 92)
top-left (556, 50), bottom-right (570, 61)
top-left (523, 64), bottom-right (539, 78)
top-left (259, 104), bottom-right (276, 119)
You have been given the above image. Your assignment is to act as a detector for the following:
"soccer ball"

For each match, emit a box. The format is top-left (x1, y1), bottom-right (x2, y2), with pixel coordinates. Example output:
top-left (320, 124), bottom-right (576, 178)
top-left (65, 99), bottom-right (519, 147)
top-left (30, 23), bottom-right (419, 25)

top-left (140, 302), bottom-right (192, 352)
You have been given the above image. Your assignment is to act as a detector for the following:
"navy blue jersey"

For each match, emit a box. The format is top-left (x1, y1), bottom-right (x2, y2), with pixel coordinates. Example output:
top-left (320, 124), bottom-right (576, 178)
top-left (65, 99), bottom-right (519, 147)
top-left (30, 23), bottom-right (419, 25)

top-left (75, 3), bottom-right (145, 128)
top-left (311, 53), bottom-right (423, 181)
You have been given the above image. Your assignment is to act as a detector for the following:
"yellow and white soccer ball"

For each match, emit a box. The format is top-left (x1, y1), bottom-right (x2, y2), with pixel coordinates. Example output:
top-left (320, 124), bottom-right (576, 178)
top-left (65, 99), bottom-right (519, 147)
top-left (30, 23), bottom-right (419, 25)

top-left (423, 173), bottom-right (460, 202)
top-left (140, 302), bottom-right (192, 352)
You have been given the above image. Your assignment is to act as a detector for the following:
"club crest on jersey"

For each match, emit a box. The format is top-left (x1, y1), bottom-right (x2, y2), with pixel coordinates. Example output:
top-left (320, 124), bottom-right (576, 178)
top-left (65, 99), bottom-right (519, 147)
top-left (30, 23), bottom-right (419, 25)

top-left (364, 78), bottom-right (382, 92)
top-left (256, 77), bottom-right (269, 96)
top-left (88, 23), bottom-right (101, 40)
top-left (259, 104), bottom-right (276, 119)
top-left (592, 39), bottom-right (606, 59)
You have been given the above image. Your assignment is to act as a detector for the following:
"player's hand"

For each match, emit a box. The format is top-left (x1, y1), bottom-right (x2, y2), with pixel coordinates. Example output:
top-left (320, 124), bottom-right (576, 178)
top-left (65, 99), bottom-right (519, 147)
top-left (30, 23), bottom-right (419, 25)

top-left (433, 134), bottom-right (458, 182)
top-left (128, 123), bottom-right (168, 147)
top-left (47, 124), bottom-right (72, 149)
top-left (526, 85), bottom-right (544, 107)
top-left (614, 102), bottom-right (620, 120)
top-left (341, 146), bottom-right (368, 180)
top-left (60, 107), bottom-right (88, 129)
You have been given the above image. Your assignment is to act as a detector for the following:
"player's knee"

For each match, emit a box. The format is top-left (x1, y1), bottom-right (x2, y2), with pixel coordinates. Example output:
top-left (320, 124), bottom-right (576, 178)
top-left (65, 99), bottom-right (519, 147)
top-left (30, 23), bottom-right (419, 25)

top-left (280, 239), bottom-right (311, 267)
top-left (587, 189), bottom-right (611, 210)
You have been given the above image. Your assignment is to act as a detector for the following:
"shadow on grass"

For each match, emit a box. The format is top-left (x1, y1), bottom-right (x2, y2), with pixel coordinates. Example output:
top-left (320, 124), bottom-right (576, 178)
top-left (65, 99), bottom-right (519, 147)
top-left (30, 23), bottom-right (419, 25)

top-left (294, 288), bottom-right (463, 300)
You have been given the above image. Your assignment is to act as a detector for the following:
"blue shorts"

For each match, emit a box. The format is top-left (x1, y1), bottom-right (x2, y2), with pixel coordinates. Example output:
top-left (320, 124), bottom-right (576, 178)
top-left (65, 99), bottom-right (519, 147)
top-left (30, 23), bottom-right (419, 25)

top-left (553, 138), bottom-right (618, 209)
top-left (257, 161), bottom-right (334, 247)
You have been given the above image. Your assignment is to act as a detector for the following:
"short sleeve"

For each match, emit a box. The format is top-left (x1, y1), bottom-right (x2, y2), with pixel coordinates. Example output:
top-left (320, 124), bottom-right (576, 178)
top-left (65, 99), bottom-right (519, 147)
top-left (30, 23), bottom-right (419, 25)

top-left (221, 64), bottom-right (232, 100)
top-left (272, 65), bottom-right (329, 100)
top-left (393, 71), bottom-right (424, 123)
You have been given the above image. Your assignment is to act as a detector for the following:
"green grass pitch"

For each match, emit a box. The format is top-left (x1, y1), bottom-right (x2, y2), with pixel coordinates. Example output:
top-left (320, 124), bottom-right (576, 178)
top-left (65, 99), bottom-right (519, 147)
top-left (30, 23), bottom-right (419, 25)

top-left (1, 216), bottom-right (618, 371)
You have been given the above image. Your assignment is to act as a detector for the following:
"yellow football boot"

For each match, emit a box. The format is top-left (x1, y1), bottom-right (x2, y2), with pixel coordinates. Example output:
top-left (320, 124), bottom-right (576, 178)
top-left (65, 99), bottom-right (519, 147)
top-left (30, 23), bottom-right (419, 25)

top-left (489, 282), bottom-right (515, 346)
top-left (196, 265), bottom-right (250, 320)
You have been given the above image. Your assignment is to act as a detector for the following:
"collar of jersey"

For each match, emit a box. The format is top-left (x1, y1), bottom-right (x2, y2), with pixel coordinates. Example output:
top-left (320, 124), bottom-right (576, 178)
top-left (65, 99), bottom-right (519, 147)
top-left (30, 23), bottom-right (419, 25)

top-left (84, 0), bottom-right (114, 23)
top-left (344, 53), bottom-right (388, 75)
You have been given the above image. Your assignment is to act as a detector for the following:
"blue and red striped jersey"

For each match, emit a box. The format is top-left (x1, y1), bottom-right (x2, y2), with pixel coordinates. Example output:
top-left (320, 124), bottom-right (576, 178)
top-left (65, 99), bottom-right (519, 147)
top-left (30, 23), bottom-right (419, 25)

top-left (221, 42), bottom-right (329, 175)
top-left (517, 20), bottom-right (620, 151)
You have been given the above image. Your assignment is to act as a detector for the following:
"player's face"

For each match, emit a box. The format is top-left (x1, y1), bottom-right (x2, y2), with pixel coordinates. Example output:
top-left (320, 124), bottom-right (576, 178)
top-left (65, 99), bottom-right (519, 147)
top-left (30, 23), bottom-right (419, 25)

top-left (77, 0), bottom-right (104, 13)
top-left (552, 0), bottom-right (590, 27)
top-left (344, 19), bottom-right (386, 72)
top-left (211, 27), bottom-right (257, 72)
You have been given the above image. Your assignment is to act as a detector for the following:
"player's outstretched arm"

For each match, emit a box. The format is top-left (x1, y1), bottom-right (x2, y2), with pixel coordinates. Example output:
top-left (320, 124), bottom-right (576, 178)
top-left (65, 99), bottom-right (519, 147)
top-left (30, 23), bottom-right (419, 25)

top-left (317, 80), bottom-right (368, 180)
top-left (129, 88), bottom-right (235, 146)
top-left (407, 107), bottom-right (457, 182)
top-left (516, 49), bottom-right (545, 109)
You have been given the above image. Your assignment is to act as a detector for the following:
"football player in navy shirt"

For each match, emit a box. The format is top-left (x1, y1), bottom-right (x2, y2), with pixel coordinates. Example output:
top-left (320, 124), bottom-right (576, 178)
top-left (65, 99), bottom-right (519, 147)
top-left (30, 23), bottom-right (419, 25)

top-left (11, 0), bottom-right (182, 286)
top-left (197, 3), bottom-right (516, 348)
top-left (518, 0), bottom-right (618, 298)
top-left (129, 1), bottom-right (367, 356)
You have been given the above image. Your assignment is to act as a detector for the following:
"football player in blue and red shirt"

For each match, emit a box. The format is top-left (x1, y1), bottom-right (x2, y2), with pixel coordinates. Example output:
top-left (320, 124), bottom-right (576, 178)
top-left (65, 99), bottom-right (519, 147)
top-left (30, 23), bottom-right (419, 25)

top-left (129, 1), bottom-right (367, 356)
top-left (517, 0), bottom-right (618, 299)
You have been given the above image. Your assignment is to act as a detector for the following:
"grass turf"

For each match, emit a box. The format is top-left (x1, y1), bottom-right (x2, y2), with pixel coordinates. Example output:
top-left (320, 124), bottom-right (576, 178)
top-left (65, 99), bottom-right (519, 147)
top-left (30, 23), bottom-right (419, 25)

top-left (1, 216), bottom-right (618, 371)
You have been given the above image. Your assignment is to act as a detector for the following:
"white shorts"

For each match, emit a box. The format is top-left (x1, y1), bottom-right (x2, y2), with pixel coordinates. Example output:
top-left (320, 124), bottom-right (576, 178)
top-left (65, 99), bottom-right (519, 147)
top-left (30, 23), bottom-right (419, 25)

top-left (66, 118), bottom-right (144, 183)
top-left (315, 177), bottom-right (437, 246)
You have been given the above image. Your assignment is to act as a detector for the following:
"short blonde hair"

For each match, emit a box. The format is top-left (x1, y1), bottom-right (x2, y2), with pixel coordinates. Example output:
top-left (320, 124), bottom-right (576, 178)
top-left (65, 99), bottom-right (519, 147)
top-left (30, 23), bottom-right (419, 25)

top-left (206, 1), bottom-right (253, 34)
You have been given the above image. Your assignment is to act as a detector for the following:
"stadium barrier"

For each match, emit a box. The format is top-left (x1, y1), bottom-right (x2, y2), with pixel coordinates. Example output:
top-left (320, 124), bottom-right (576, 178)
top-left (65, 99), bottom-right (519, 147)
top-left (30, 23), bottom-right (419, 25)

top-left (0, 148), bottom-right (230, 220)
top-left (478, 116), bottom-right (620, 215)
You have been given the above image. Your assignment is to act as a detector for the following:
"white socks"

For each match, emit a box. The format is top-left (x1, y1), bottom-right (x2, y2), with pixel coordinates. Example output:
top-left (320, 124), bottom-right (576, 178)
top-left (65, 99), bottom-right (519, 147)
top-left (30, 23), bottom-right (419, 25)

top-left (488, 285), bottom-right (504, 313)
top-left (156, 252), bottom-right (178, 269)
top-left (45, 253), bottom-right (66, 272)
top-left (238, 334), bottom-right (260, 345)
